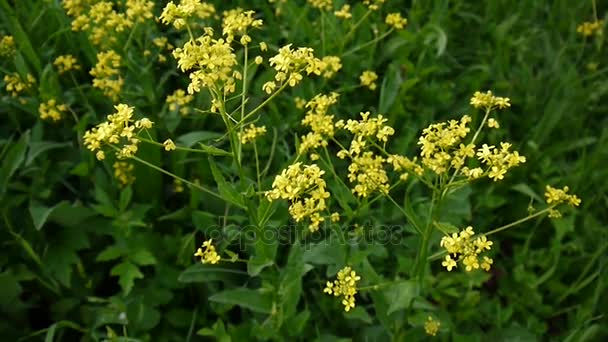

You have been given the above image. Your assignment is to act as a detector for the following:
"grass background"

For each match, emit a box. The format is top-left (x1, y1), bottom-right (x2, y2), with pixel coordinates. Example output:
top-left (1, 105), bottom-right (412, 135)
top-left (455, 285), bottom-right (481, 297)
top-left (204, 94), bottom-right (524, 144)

top-left (0, 0), bottom-right (606, 340)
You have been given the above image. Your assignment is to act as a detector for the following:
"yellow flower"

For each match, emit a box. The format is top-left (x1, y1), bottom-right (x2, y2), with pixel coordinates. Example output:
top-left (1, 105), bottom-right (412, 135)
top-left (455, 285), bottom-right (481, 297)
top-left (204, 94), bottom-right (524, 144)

top-left (385, 13), bottom-right (407, 30)
top-left (334, 4), bottom-right (352, 19)
top-left (577, 20), bottom-right (603, 37)
top-left (90, 50), bottom-right (123, 101)
top-left (159, 0), bottom-right (215, 29)
top-left (54, 54), bottom-right (81, 74)
top-left (163, 139), bottom-right (176, 151)
top-left (0, 35), bottom-right (15, 57)
top-left (269, 44), bottom-right (323, 87)
top-left (424, 316), bottom-right (440, 336)
top-left (545, 185), bottom-right (581, 207)
top-left (363, 0), bottom-right (385, 11)
top-left (39, 99), bottom-right (68, 122)
top-left (254, 55), bottom-right (263, 64)
top-left (194, 239), bottom-right (221, 264)
top-left (323, 266), bottom-right (361, 312)
top-left (266, 163), bottom-right (330, 232)
top-left (439, 226), bottom-right (494, 272)
top-left (307, 0), bottom-right (332, 11)
top-left (4, 73), bottom-right (35, 97)
top-left (239, 124), bottom-right (267, 144)
top-left (359, 70), bottom-right (378, 90)
top-left (113, 161), bottom-right (135, 186)
top-left (222, 8), bottom-right (263, 43)
top-left (487, 118), bottom-right (500, 128)
top-left (166, 89), bottom-right (194, 116)
top-left (470, 90), bottom-right (511, 110)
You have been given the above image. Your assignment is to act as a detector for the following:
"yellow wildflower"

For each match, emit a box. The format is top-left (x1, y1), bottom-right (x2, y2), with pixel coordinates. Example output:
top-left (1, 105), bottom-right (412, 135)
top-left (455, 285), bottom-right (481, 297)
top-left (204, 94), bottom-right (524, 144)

top-left (54, 54), bottom-right (81, 74)
top-left (254, 55), bottom-right (263, 64)
top-left (424, 316), bottom-right (440, 336)
top-left (363, 0), bottom-right (385, 11)
top-left (266, 163), bottom-right (330, 232)
top-left (239, 124), bottom-right (267, 144)
top-left (113, 161), bottom-right (135, 186)
top-left (299, 93), bottom-right (339, 155)
top-left (166, 89), bottom-right (194, 116)
top-left (323, 266), bottom-right (361, 312)
top-left (159, 0), bottom-right (215, 29)
top-left (360, 70), bottom-right (378, 90)
top-left (269, 44), bottom-right (323, 87)
top-left (4, 73), bottom-right (35, 97)
top-left (39, 99), bottom-right (68, 122)
top-left (545, 185), bottom-right (581, 207)
top-left (0, 35), bottom-right (15, 57)
top-left (334, 4), bottom-right (352, 19)
top-left (307, 0), bottom-right (332, 11)
top-left (470, 90), bottom-right (511, 110)
top-left (319, 56), bottom-right (342, 78)
top-left (577, 20), bottom-right (603, 37)
top-left (385, 13), bottom-right (407, 30)
top-left (222, 8), bottom-right (263, 44)
top-left (163, 139), bottom-right (176, 151)
top-left (487, 118), bottom-right (500, 128)
top-left (439, 226), bottom-right (494, 272)
top-left (194, 239), bottom-right (221, 264)
top-left (90, 50), bottom-right (123, 101)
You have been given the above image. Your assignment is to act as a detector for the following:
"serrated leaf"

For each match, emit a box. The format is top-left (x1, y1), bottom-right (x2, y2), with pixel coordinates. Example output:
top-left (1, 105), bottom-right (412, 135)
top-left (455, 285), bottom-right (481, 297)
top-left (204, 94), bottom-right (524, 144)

top-left (208, 288), bottom-right (273, 314)
top-left (130, 249), bottom-right (157, 266)
top-left (96, 245), bottom-right (124, 262)
top-left (110, 261), bottom-right (143, 295)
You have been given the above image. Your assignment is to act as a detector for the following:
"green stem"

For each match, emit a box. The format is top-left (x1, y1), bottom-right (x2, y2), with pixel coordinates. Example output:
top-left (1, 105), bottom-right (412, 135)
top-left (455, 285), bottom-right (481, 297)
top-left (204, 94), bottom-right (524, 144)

top-left (342, 9), bottom-right (372, 48)
top-left (139, 136), bottom-right (220, 154)
top-left (125, 153), bottom-right (223, 201)
top-left (414, 190), bottom-right (438, 284)
top-left (342, 29), bottom-right (394, 57)
top-left (485, 205), bottom-right (556, 236)
top-left (241, 81), bottom-right (290, 122)
top-left (253, 141), bottom-right (262, 193)
top-left (386, 194), bottom-right (423, 234)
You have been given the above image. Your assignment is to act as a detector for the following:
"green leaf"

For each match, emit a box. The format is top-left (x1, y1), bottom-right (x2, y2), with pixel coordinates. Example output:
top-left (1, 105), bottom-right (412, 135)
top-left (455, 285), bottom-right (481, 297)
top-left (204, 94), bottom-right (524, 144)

top-left (25, 141), bottom-right (70, 166)
top-left (385, 281), bottom-right (416, 315)
top-left (176, 131), bottom-right (222, 147)
top-left (208, 288), bottom-right (273, 314)
top-left (512, 183), bottom-right (543, 203)
top-left (96, 245), bottom-right (124, 262)
top-left (198, 143), bottom-right (232, 156)
top-left (178, 264), bottom-right (247, 283)
top-left (118, 186), bottom-right (133, 212)
top-left (433, 221), bottom-right (460, 235)
top-left (208, 158), bottom-right (246, 209)
top-left (0, 131), bottom-right (29, 197)
top-left (379, 62), bottom-right (403, 113)
top-left (345, 306), bottom-right (373, 324)
top-left (29, 200), bottom-right (67, 231)
top-left (130, 249), bottom-right (157, 266)
top-left (110, 261), bottom-right (143, 295)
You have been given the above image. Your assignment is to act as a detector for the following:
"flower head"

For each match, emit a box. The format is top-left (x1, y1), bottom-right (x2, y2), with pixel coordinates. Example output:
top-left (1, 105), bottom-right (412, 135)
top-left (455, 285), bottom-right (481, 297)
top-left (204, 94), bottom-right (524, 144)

top-left (323, 266), bottom-right (361, 312)
top-left (194, 239), bottom-right (221, 264)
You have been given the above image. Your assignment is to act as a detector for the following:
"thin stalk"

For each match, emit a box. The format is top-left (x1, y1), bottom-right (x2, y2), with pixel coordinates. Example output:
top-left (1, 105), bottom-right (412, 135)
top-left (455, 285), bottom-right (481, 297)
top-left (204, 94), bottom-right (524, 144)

top-left (414, 189), bottom-right (438, 284)
top-left (126, 153), bottom-right (223, 201)
top-left (342, 9), bottom-right (372, 47)
top-left (386, 194), bottom-right (423, 234)
top-left (253, 141), bottom-right (261, 193)
top-left (485, 205), bottom-right (556, 236)
top-left (238, 43), bottom-right (249, 163)
top-left (242, 81), bottom-right (290, 122)
top-left (139, 137), bottom-right (224, 154)
top-left (342, 29), bottom-right (394, 57)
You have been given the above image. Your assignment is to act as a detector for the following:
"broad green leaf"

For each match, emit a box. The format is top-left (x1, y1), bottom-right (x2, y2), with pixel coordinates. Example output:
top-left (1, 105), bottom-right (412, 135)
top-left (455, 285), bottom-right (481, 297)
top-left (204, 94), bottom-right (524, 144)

top-left (130, 249), bottom-right (157, 266)
top-left (118, 186), bottom-right (133, 212)
top-left (198, 142), bottom-right (232, 156)
top-left (25, 141), bottom-right (70, 166)
top-left (96, 245), bottom-right (124, 262)
top-left (110, 261), bottom-right (143, 295)
top-left (29, 200), bottom-right (67, 231)
top-left (247, 256), bottom-right (274, 277)
top-left (208, 158), bottom-right (246, 209)
top-left (176, 131), bottom-right (222, 147)
top-left (208, 288), bottom-right (273, 314)
top-left (0, 131), bottom-right (29, 197)
top-left (178, 264), bottom-right (247, 283)
top-left (385, 281), bottom-right (417, 315)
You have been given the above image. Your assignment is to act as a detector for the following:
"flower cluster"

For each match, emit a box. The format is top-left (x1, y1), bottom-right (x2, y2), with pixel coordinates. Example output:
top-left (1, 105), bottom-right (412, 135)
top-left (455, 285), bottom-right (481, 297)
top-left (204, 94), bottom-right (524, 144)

top-left (113, 161), bottom-right (135, 186)
top-left (299, 93), bottom-right (339, 157)
top-left (418, 115), bottom-right (472, 174)
top-left (319, 56), bottom-right (342, 78)
top-left (172, 30), bottom-right (240, 95)
top-left (440, 226), bottom-right (494, 272)
top-left (360, 70), bottom-right (378, 90)
top-left (386, 154), bottom-right (424, 182)
top-left (90, 50), bottom-right (123, 101)
top-left (54, 54), bottom-right (81, 74)
top-left (64, 0), bottom-right (153, 47)
top-left (323, 266), bottom-right (361, 312)
top-left (83, 104), bottom-right (154, 160)
top-left (336, 112), bottom-right (395, 197)
top-left (544, 185), bottom-right (581, 218)
top-left (0, 35), bottom-right (15, 57)
top-left (473, 142), bottom-right (526, 181)
top-left (159, 0), bottom-right (215, 29)
top-left (266, 163), bottom-right (330, 232)
top-left (152, 37), bottom-right (174, 63)
top-left (265, 44), bottom-right (323, 91)
top-left (307, 0), bottom-right (332, 11)
top-left (239, 124), bottom-right (267, 144)
top-left (385, 13), bottom-right (408, 30)
top-left (334, 4), bottom-right (352, 19)
top-left (4, 73), bottom-right (35, 97)
top-left (194, 239), bottom-right (221, 264)
top-left (222, 8), bottom-right (263, 44)
top-left (424, 316), bottom-right (440, 336)
top-left (470, 90), bottom-right (511, 111)
top-left (166, 89), bottom-right (194, 116)
top-left (39, 99), bottom-right (67, 122)
top-left (577, 20), bottom-right (603, 37)
top-left (363, 0), bottom-right (385, 11)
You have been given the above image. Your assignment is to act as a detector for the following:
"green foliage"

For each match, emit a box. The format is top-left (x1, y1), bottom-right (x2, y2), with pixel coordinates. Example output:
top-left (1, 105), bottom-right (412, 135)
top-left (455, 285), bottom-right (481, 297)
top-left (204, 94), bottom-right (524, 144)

top-left (1, 0), bottom-right (607, 341)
